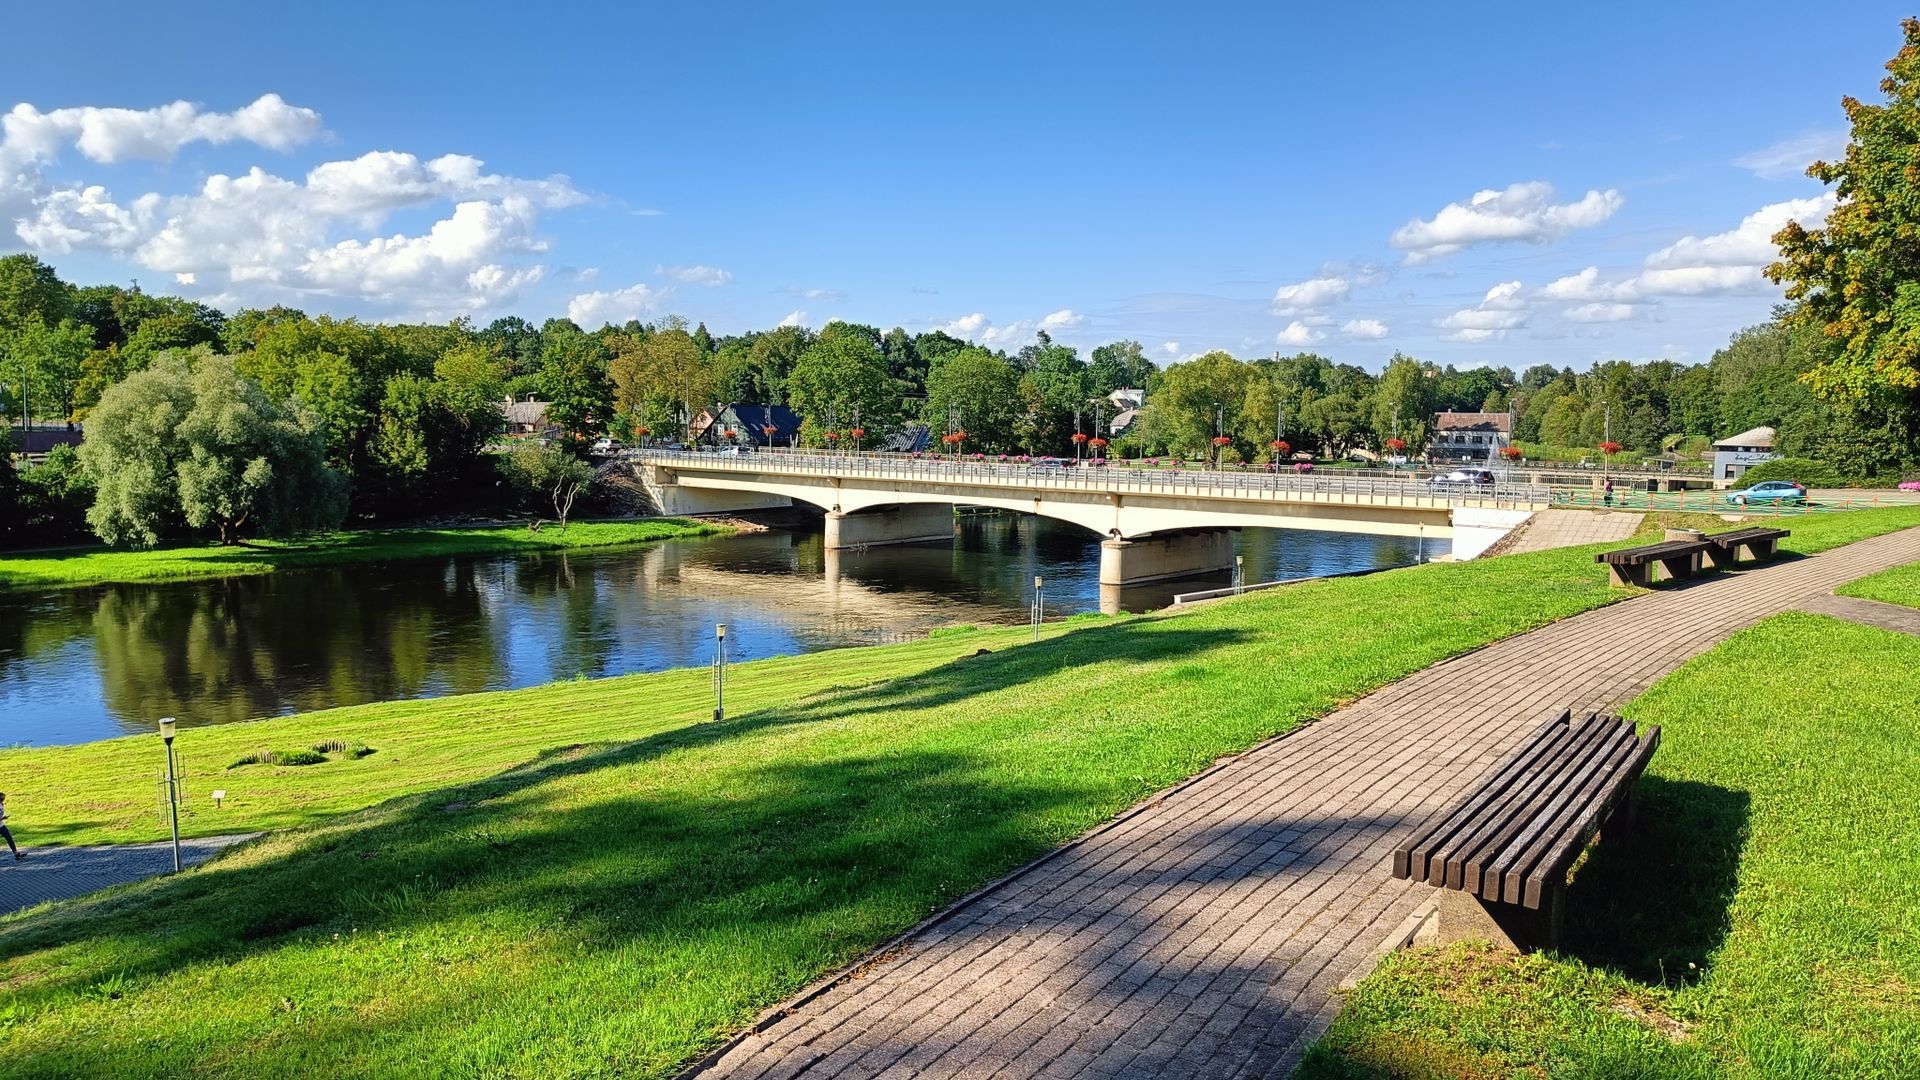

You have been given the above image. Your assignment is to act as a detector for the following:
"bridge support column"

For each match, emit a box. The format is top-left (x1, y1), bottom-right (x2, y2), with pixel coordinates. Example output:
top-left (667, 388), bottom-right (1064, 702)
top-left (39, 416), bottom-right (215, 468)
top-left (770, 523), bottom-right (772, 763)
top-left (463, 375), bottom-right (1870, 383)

top-left (1100, 529), bottom-right (1237, 586)
top-left (824, 504), bottom-right (956, 549)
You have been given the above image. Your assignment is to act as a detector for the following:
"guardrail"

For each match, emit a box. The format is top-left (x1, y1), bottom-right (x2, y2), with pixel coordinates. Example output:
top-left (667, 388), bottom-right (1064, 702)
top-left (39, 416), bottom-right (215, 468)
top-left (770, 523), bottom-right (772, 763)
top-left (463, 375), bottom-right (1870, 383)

top-left (628, 447), bottom-right (1554, 509)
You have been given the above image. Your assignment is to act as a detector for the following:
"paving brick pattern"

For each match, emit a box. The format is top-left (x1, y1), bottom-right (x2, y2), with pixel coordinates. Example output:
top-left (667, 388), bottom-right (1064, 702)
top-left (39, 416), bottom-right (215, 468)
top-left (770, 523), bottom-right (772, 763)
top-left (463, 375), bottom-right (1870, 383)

top-left (1504, 508), bottom-right (1644, 554)
top-left (698, 528), bottom-right (1920, 1080)
top-left (0, 834), bottom-right (258, 916)
top-left (1799, 592), bottom-right (1920, 637)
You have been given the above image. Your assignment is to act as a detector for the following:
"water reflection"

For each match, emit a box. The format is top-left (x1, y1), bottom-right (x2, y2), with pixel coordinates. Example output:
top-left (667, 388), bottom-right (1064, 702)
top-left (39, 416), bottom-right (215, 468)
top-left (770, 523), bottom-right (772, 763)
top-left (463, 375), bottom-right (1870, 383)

top-left (0, 516), bottom-right (1442, 747)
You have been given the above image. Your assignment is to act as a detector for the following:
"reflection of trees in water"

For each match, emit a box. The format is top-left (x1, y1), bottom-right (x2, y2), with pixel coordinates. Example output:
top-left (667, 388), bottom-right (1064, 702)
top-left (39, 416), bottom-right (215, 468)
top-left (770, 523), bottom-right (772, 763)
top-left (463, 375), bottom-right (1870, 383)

top-left (509, 553), bottom-right (617, 680)
top-left (90, 563), bottom-right (501, 729)
top-left (0, 589), bottom-right (98, 684)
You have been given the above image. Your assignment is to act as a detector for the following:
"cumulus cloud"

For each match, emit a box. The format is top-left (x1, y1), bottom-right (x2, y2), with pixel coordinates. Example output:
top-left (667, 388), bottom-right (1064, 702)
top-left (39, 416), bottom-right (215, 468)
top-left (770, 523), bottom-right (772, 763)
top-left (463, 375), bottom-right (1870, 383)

top-left (1562, 302), bottom-right (1637, 323)
top-left (567, 282), bottom-right (667, 326)
top-left (778, 310), bottom-right (807, 328)
top-left (657, 264), bottom-right (733, 286)
top-left (1, 92), bottom-right (586, 313)
top-left (1640, 194), bottom-right (1832, 277)
top-left (1438, 280), bottom-right (1529, 342)
top-left (1159, 341), bottom-right (1181, 357)
top-left (1275, 320), bottom-right (1324, 347)
top-left (1390, 181), bottom-right (1622, 263)
top-left (1270, 274), bottom-right (1350, 315)
top-left (1733, 130), bottom-right (1847, 180)
top-left (935, 309), bottom-right (1082, 347)
top-left (1341, 318), bottom-right (1388, 340)
top-left (783, 285), bottom-right (846, 302)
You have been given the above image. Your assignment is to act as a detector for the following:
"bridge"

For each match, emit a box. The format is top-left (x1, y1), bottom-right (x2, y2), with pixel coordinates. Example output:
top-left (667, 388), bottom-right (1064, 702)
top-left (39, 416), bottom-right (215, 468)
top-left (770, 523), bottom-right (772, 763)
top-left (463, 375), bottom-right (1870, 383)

top-left (629, 449), bottom-right (1547, 586)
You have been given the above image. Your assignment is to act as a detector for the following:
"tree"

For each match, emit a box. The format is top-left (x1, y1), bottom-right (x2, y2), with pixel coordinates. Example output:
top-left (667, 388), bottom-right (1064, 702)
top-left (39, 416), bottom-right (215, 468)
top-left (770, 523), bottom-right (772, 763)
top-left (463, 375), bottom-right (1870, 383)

top-left (1370, 354), bottom-right (1434, 453)
top-left (923, 347), bottom-right (1022, 451)
top-left (0, 254), bottom-right (71, 332)
top-left (504, 441), bottom-right (594, 528)
top-left (536, 324), bottom-right (613, 443)
top-left (787, 321), bottom-right (897, 442)
top-left (6, 318), bottom-right (91, 425)
top-left (1769, 18), bottom-right (1920, 437)
top-left (1088, 341), bottom-right (1155, 398)
top-left (81, 351), bottom-right (348, 547)
top-left (609, 325), bottom-right (708, 436)
top-left (1150, 351), bottom-right (1256, 460)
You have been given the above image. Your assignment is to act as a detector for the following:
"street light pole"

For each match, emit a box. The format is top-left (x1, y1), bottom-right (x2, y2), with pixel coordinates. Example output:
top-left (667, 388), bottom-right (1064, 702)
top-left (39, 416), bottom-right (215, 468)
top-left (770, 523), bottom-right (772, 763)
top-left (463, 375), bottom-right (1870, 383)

top-left (158, 716), bottom-right (181, 873)
top-left (712, 624), bottom-right (728, 722)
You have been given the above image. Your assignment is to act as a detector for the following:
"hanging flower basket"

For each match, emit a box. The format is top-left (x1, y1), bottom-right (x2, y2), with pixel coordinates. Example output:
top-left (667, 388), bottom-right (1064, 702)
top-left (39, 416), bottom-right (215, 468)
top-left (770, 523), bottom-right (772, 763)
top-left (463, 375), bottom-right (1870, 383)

top-left (1499, 446), bottom-right (1523, 461)
top-left (823, 431), bottom-right (839, 442)
top-left (761, 425), bottom-right (776, 437)
top-left (1385, 437), bottom-right (1407, 452)
top-left (849, 427), bottom-right (866, 439)
top-left (1071, 432), bottom-right (1089, 444)
top-left (1269, 439), bottom-right (1290, 456)
top-left (722, 428), bottom-right (736, 439)
top-left (636, 426), bottom-right (650, 437)
top-left (1598, 441), bottom-right (1623, 455)
top-left (1212, 436), bottom-right (1233, 447)
top-left (1089, 437), bottom-right (1108, 449)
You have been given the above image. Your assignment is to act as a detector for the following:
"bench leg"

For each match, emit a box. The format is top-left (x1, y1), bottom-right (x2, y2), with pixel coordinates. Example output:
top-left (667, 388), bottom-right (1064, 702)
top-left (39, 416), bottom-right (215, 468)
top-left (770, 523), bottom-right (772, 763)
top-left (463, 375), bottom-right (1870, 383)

top-left (1702, 546), bottom-right (1732, 571)
top-left (1429, 887), bottom-right (1565, 952)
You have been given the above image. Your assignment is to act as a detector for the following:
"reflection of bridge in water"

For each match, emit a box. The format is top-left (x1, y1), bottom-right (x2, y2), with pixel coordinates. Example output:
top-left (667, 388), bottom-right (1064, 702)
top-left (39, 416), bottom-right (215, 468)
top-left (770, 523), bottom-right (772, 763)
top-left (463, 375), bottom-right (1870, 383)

top-left (633, 449), bottom-right (1545, 585)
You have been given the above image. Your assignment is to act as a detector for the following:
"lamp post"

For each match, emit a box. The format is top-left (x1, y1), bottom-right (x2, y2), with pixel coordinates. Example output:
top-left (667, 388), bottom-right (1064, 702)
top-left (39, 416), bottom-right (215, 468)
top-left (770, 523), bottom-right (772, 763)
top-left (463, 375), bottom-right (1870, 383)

top-left (158, 716), bottom-right (182, 873)
top-left (712, 623), bottom-right (728, 722)
top-left (1031, 575), bottom-right (1044, 641)
top-left (1234, 555), bottom-right (1245, 596)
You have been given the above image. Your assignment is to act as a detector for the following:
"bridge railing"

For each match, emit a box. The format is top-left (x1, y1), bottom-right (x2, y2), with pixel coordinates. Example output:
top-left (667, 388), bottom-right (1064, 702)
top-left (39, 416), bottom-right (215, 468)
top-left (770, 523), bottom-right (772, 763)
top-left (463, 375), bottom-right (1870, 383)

top-left (628, 448), bottom-right (1552, 508)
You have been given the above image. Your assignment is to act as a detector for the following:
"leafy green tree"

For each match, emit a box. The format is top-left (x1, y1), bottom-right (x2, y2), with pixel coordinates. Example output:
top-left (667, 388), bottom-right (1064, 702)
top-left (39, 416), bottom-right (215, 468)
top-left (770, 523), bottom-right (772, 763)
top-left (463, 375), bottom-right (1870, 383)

top-left (1369, 354), bottom-right (1434, 452)
top-left (1088, 340), bottom-right (1155, 397)
top-left (536, 324), bottom-right (613, 443)
top-left (923, 347), bottom-right (1022, 451)
top-left (0, 254), bottom-right (71, 332)
top-left (503, 441), bottom-right (595, 528)
top-left (1013, 333), bottom-right (1092, 453)
top-left (609, 324), bottom-right (707, 435)
top-left (787, 321), bottom-right (897, 443)
top-left (1770, 18), bottom-right (1920, 434)
top-left (82, 351), bottom-right (347, 546)
top-left (1151, 351), bottom-right (1256, 460)
top-left (882, 327), bottom-right (926, 399)
top-left (7, 318), bottom-right (92, 425)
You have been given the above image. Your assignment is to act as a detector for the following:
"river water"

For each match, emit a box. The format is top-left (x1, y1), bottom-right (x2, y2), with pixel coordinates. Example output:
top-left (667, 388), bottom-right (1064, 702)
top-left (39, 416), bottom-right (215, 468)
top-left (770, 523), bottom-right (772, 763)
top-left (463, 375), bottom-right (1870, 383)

top-left (0, 518), bottom-right (1443, 747)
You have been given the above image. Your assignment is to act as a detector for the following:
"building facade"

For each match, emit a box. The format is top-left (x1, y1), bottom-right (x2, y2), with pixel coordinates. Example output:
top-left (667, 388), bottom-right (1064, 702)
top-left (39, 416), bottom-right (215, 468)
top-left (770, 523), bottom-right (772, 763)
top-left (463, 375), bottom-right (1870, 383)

top-left (1429, 411), bottom-right (1512, 462)
top-left (1711, 426), bottom-right (1778, 480)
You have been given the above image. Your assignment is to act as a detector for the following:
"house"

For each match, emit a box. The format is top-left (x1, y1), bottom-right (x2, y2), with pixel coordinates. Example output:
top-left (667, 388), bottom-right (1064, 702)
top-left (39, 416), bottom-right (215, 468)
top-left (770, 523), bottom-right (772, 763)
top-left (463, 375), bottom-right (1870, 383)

top-left (1429, 411), bottom-right (1511, 461)
top-left (878, 424), bottom-right (931, 453)
top-left (1108, 388), bottom-right (1145, 411)
top-left (697, 403), bottom-right (804, 447)
top-left (500, 396), bottom-right (553, 434)
top-left (1711, 426), bottom-right (1779, 480)
top-left (1109, 408), bottom-right (1139, 437)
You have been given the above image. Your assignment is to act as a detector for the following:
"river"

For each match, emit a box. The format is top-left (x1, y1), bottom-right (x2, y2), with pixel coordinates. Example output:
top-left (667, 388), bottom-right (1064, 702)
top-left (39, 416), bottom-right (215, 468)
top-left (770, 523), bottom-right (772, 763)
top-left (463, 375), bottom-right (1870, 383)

top-left (0, 517), bottom-right (1444, 747)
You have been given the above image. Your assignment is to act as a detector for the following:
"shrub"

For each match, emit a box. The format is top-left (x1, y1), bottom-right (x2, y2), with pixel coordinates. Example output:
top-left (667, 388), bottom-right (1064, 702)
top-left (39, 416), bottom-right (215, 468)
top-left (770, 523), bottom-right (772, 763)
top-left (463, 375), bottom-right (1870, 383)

top-left (228, 748), bottom-right (329, 769)
top-left (310, 738), bottom-right (376, 759)
top-left (1741, 456), bottom-right (1846, 487)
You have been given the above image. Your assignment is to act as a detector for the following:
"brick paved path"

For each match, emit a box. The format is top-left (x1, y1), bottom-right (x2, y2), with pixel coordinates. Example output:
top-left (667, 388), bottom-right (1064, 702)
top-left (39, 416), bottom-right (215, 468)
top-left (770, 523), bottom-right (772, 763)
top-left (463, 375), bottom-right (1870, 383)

top-left (1503, 508), bottom-right (1643, 554)
top-left (697, 528), bottom-right (1920, 1080)
top-left (1799, 592), bottom-right (1920, 637)
top-left (0, 834), bottom-right (258, 916)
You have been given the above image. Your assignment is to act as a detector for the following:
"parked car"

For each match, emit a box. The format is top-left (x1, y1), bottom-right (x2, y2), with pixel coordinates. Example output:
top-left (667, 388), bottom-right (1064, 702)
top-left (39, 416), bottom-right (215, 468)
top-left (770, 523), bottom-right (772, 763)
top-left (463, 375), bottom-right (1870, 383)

top-left (590, 437), bottom-right (624, 454)
top-left (1030, 457), bottom-right (1066, 468)
top-left (1428, 468), bottom-right (1495, 488)
top-left (1725, 480), bottom-right (1807, 506)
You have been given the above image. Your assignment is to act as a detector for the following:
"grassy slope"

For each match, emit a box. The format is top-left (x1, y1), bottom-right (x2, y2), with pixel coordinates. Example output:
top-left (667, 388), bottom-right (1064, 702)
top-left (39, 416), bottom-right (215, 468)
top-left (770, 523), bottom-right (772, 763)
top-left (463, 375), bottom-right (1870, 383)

top-left (0, 507), bottom-right (1915, 1078)
top-left (0, 520), bottom-right (730, 591)
top-left (1299, 611), bottom-right (1920, 1080)
top-left (1836, 559), bottom-right (1920, 610)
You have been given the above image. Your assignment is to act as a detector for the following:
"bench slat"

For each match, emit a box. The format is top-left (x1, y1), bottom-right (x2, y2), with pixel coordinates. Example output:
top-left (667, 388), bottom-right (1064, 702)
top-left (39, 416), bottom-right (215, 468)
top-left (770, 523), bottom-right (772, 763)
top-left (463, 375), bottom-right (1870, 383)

top-left (1431, 719), bottom-right (1593, 888)
top-left (1446, 713), bottom-right (1619, 894)
top-left (1519, 725), bottom-right (1661, 908)
top-left (1392, 708), bottom-right (1573, 883)
top-left (1458, 716), bottom-right (1629, 899)
top-left (1491, 720), bottom-right (1644, 907)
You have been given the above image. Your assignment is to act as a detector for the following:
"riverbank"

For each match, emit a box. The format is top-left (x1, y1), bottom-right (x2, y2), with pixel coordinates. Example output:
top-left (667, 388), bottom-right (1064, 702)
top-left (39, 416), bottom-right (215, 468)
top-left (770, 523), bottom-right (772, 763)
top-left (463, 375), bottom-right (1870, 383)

top-left (1298, 609), bottom-right (1920, 1078)
top-left (0, 518), bottom-right (734, 591)
top-left (2, 507), bottom-right (1916, 1079)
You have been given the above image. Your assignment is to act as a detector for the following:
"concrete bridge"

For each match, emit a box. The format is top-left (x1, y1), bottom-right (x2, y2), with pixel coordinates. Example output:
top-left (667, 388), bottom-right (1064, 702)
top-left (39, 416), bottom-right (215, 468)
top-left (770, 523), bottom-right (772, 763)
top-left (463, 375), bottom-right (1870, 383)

top-left (630, 449), bottom-right (1546, 586)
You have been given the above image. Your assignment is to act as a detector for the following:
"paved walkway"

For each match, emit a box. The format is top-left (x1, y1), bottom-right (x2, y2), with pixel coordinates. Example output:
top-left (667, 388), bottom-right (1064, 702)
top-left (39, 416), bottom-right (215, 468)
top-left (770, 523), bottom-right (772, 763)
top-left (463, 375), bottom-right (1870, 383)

top-left (0, 834), bottom-right (259, 916)
top-left (1502, 507), bottom-right (1644, 554)
top-left (697, 528), bottom-right (1920, 1080)
top-left (1799, 591), bottom-right (1920, 636)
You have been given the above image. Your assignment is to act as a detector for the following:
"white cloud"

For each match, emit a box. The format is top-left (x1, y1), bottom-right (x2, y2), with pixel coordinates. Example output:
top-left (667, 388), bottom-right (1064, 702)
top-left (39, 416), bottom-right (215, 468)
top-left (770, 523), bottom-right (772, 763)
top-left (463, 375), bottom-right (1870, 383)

top-left (657, 264), bottom-right (733, 286)
top-left (1276, 320), bottom-right (1324, 347)
top-left (567, 282), bottom-right (667, 326)
top-left (777, 309), bottom-right (807, 328)
top-left (1390, 181), bottom-right (1622, 263)
top-left (1159, 341), bottom-right (1180, 357)
top-left (1641, 194), bottom-right (1832, 275)
top-left (1341, 318), bottom-right (1388, 340)
top-left (783, 285), bottom-right (846, 302)
top-left (1540, 266), bottom-right (1635, 302)
top-left (935, 309), bottom-right (1081, 347)
top-left (1270, 274), bottom-right (1350, 315)
top-left (0, 94), bottom-right (321, 171)
top-left (1733, 130), bottom-right (1847, 180)
top-left (1563, 302), bottom-right (1637, 323)
top-left (1438, 280), bottom-right (1529, 341)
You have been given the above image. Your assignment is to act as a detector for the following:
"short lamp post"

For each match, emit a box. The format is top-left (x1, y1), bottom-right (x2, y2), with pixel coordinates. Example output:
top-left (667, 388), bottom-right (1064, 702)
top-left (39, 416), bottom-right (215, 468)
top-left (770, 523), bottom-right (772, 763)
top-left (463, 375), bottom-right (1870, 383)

top-left (712, 623), bottom-right (729, 722)
top-left (1234, 555), bottom-right (1245, 596)
top-left (1031, 576), bottom-right (1044, 641)
top-left (159, 716), bottom-right (182, 873)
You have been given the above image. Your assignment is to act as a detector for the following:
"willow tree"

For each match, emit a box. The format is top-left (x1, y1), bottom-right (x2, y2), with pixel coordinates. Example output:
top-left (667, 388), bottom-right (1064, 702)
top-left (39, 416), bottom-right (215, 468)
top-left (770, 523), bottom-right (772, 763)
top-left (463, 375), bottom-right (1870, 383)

top-left (1768, 17), bottom-right (1920, 444)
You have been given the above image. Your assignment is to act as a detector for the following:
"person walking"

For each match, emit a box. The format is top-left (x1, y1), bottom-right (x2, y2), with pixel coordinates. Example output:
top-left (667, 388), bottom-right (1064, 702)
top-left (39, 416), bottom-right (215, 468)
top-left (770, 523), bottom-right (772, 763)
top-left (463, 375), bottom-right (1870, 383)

top-left (1604, 477), bottom-right (1615, 507)
top-left (0, 792), bottom-right (21, 860)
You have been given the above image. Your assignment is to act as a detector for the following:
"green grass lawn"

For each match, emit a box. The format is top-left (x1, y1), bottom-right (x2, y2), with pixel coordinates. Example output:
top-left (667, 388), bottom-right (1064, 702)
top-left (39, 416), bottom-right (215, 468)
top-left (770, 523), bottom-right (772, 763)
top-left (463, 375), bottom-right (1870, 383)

top-left (0, 519), bottom-right (731, 591)
top-left (1298, 611), bottom-right (1920, 1080)
top-left (2, 507), bottom-right (1917, 1078)
top-left (1836, 559), bottom-right (1920, 610)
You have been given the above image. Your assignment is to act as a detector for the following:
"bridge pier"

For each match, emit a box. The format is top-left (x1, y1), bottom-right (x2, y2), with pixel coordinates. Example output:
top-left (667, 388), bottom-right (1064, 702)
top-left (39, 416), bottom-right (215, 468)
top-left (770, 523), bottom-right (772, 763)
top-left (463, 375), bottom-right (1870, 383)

top-left (825, 504), bottom-right (956, 549)
top-left (1100, 530), bottom-right (1238, 586)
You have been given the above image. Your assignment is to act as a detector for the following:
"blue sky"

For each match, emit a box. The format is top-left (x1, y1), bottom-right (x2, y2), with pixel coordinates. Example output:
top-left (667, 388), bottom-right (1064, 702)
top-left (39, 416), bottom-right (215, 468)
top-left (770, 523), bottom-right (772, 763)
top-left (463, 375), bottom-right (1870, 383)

top-left (0, 2), bottom-right (1909, 371)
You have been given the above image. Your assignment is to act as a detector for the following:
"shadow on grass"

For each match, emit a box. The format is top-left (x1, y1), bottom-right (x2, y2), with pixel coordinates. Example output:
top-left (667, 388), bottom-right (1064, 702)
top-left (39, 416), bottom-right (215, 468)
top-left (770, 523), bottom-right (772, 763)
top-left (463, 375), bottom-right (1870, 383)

top-left (0, 623), bottom-right (1245, 1072)
top-left (1562, 776), bottom-right (1750, 985)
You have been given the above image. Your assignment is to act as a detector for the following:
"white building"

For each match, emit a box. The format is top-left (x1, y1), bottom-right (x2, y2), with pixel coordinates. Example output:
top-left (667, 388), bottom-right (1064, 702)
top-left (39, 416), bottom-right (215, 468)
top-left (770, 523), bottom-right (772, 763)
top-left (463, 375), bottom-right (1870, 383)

top-left (1429, 411), bottom-right (1512, 462)
top-left (1711, 426), bottom-right (1779, 480)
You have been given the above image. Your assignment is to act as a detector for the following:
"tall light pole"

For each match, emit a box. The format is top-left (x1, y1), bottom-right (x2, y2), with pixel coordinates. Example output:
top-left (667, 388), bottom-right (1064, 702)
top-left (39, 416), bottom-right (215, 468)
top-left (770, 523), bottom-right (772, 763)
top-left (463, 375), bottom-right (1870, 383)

top-left (712, 624), bottom-right (728, 722)
top-left (158, 716), bottom-right (182, 873)
top-left (1031, 576), bottom-right (1044, 640)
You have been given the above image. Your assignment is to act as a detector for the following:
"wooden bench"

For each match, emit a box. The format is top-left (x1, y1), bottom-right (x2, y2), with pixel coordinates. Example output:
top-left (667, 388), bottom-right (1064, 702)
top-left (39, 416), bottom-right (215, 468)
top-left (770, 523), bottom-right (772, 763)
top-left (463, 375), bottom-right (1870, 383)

top-left (1391, 709), bottom-right (1660, 948)
top-left (1594, 537), bottom-right (1711, 587)
top-left (1701, 526), bottom-right (1790, 570)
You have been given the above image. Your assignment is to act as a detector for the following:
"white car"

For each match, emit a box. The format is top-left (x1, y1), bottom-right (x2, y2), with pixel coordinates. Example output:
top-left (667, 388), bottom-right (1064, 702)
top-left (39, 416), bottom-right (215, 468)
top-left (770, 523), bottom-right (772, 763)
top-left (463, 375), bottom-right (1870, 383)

top-left (590, 438), bottom-right (624, 454)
